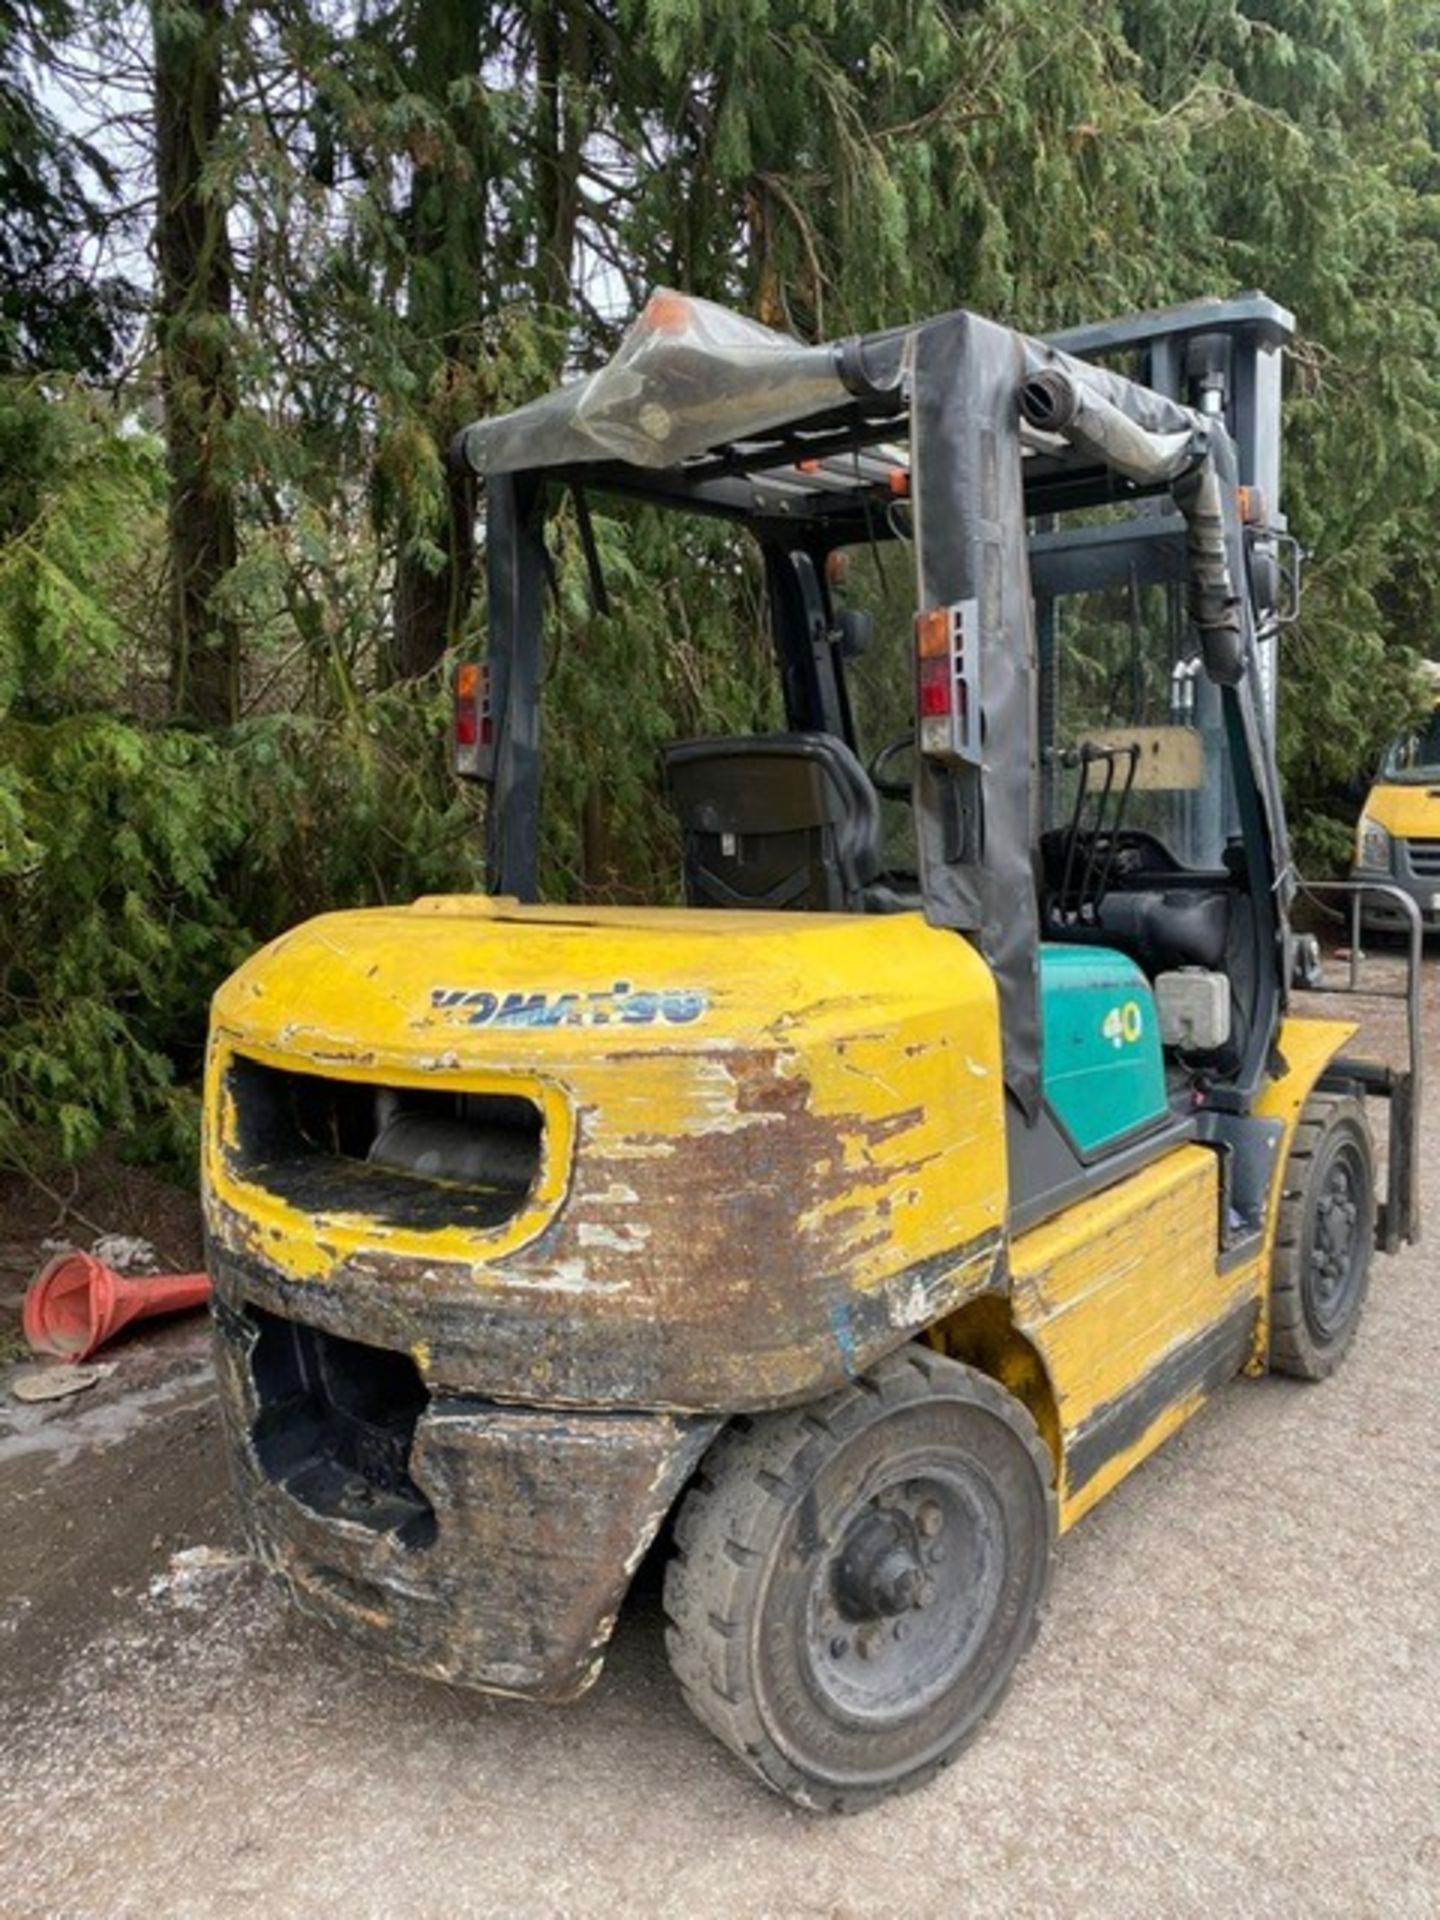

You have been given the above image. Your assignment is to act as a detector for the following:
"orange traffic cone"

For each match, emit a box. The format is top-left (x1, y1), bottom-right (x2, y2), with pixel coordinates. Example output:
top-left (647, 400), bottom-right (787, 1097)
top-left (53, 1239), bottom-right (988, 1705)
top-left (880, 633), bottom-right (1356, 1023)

top-left (22, 1251), bottom-right (211, 1361)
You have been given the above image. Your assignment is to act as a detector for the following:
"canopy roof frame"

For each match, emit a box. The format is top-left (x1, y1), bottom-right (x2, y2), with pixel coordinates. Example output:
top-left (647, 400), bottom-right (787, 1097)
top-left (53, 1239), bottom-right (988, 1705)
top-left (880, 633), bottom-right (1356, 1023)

top-left (457, 289), bottom-right (1295, 1119)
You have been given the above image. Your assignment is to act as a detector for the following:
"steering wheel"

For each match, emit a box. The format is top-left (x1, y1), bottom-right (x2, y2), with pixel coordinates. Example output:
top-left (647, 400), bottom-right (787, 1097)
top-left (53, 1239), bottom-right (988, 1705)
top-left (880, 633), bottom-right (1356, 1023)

top-left (868, 730), bottom-right (916, 802)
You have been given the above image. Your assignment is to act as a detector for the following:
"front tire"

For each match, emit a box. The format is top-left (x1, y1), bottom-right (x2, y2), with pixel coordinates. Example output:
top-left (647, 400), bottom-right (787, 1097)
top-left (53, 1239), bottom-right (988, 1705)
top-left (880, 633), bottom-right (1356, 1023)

top-left (662, 1345), bottom-right (1054, 1812)
top-left (1269, 1093), bottom-right (1376, 1380)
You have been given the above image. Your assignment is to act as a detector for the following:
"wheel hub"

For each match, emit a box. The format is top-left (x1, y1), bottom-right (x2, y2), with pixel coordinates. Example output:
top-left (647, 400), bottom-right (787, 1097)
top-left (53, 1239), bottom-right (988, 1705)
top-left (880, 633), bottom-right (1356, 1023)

top-left (807, 1468), bottom-right (1004, 1722)
top-left (834, 1511), bottom-right (927, 1619)
top-left (1308, 1152), bottom-right (1366, 1335)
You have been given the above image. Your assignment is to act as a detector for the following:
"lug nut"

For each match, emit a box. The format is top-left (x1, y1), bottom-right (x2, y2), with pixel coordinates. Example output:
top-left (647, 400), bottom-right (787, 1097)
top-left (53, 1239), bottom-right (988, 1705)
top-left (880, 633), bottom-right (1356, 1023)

top-left (928, 1544), bottom-right (946, 1565)
top-left (917, 1500), bottom-right (944, 1537)
top-left (830, 1635), bottom-right (849, 1659)
top-left (857, 1627), bottom-right (880, 1661)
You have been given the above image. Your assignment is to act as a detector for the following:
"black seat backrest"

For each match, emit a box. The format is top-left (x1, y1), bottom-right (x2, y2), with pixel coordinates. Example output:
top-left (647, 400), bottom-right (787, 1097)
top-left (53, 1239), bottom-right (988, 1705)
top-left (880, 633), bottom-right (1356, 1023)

top-left (663, 733), bottom-right (882, 912)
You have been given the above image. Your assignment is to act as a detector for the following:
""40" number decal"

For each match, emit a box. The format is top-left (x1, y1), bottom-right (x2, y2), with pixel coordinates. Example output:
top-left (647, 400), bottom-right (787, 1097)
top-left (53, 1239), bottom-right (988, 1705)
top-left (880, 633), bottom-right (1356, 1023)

top-left (1102, 999), bottom-right (1145, 1049)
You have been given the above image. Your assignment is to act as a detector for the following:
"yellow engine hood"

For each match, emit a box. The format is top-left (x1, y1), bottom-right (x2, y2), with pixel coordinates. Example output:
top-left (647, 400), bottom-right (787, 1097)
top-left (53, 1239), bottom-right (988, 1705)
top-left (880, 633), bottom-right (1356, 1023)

top-left (211, 894), bottom-right (989, 1064)
top-left (203, 896), bottom-right (1009, 1409)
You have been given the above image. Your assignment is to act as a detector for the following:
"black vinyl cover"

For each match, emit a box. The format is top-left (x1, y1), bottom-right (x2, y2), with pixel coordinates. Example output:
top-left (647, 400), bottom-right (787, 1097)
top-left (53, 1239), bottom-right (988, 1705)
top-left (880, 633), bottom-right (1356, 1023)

top-left (910, 313), bottom-right (1044, 1114)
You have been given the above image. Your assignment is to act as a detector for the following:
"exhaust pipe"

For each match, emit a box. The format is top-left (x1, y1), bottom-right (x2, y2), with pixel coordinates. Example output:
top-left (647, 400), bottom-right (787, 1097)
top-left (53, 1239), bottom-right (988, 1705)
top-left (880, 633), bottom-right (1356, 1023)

top-left (369, 1105), bottom-right (540, 1192)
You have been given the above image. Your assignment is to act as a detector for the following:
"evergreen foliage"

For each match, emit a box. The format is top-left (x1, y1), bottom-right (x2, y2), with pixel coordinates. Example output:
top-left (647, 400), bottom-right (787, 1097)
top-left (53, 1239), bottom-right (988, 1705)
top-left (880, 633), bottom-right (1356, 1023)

top-left (0, 1), bottom-right (136, 372)
top-left (2, 0), bottom-right (1438, 1171)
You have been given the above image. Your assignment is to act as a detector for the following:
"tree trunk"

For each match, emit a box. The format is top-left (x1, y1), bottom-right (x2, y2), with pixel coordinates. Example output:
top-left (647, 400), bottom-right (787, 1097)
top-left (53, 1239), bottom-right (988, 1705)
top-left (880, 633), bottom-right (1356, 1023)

top-left (154, 0), bottom-right (239, 726)
top-left (388, 0), bottom-right (487, 684)
top-left (534, 3), bottom-right (589, 313)
top-left (390, 471), bottom-right (475, 683)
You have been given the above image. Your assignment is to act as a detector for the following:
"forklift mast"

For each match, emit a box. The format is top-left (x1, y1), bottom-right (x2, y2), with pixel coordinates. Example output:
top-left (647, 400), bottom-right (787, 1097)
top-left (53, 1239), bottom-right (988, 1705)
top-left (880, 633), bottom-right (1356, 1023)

top-left (1047, 292), bottom-right (1295, 728)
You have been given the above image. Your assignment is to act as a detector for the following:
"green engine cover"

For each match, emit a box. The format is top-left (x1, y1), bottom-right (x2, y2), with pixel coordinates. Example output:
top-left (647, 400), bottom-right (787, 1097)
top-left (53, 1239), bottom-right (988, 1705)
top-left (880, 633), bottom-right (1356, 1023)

top-left (1038, 944), bottom-right (1167, 1157)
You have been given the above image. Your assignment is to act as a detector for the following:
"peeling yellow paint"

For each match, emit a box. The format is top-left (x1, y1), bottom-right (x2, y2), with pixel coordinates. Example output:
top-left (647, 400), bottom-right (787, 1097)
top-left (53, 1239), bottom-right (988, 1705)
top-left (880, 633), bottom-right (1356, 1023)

top-left (1061, 1387), bottom-right (1207, 1527)
top-left (1009, 1146), bottom-right (1257, 1531)
top-left (202, 900), bottom-right (1009, 1405)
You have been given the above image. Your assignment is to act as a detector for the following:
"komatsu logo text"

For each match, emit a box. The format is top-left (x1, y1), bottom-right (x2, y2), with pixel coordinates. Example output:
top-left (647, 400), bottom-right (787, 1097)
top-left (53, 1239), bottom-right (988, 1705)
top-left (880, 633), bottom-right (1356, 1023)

top-left (431, 983), bottom-right (708, 1029)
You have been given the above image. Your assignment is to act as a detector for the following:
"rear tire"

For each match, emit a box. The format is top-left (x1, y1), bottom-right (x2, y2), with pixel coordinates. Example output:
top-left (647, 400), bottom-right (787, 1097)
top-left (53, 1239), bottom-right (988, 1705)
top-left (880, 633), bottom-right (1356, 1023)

top-left (1269, 1093), bottom-right (1376, 1380)
top-left (662, 1345), bottom-right (1054, 1812)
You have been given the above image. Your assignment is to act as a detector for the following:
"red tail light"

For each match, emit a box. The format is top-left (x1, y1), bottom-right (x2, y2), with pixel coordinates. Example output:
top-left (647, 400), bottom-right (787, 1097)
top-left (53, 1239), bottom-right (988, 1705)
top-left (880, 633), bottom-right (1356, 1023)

top-left (914, 602), bottom-right (981, 765)
top-left (454, 661), bottom-right (493, 778)
top-left (918, 655), bottom-right (952, 717)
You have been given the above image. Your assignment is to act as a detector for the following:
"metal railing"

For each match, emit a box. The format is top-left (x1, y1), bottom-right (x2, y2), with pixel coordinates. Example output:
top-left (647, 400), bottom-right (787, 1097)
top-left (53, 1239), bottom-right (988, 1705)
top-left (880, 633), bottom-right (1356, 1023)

top-left (1292, 878), bottom-right (1424, 1250)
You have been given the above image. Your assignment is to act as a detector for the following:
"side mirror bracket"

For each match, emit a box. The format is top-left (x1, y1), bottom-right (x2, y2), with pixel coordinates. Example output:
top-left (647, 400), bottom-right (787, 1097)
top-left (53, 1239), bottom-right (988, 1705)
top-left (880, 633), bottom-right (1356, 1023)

top-left (834, 607), bottom-right (874, 661)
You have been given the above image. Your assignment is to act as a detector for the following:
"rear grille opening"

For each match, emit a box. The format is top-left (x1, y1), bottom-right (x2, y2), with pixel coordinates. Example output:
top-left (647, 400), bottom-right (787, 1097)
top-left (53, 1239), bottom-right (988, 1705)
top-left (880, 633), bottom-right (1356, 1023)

top-left (249, 1305), bottom-right (437, 1548)
top-left (225, 1053), bottom-right (543, 1233)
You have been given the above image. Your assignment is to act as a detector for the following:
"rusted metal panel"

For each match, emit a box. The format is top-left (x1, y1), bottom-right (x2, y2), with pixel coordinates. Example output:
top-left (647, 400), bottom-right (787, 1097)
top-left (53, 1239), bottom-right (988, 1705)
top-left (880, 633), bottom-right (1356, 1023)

top-left (204, 903), bottom-right (1012, 1689)
top-left (208, 1215), bottom-right (1003, 1415)
top-left (214, 1301), bottom-right (720, 1700)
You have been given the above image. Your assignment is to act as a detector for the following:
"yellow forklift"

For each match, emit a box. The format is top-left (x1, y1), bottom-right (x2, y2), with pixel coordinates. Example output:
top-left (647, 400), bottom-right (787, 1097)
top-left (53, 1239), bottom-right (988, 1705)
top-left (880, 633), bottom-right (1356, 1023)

top-left (203, 290), bottom-right (1422, 1810)
top-left (1352, 662), bottom-right (1440, 933)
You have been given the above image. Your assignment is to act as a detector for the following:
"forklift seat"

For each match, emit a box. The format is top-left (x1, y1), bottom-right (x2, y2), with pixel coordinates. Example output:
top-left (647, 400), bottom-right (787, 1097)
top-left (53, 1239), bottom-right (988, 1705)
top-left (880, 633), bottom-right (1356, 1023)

top-left (664, 733), bottom-right (907, 913)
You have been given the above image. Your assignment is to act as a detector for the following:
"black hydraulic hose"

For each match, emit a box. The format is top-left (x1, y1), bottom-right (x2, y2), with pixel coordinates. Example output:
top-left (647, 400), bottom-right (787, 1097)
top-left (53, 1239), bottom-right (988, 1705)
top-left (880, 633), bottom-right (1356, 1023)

top-left (1018, 367), bottom-right (1078, 434)
top-left (1172, 461), bottom-right (1241, 661)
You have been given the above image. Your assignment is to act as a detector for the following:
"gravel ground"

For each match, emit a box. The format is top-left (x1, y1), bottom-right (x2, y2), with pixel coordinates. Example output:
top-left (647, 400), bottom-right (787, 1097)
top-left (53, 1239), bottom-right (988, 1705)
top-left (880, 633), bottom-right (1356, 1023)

top-left (1, 959), bottom-right (1437, 1920)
